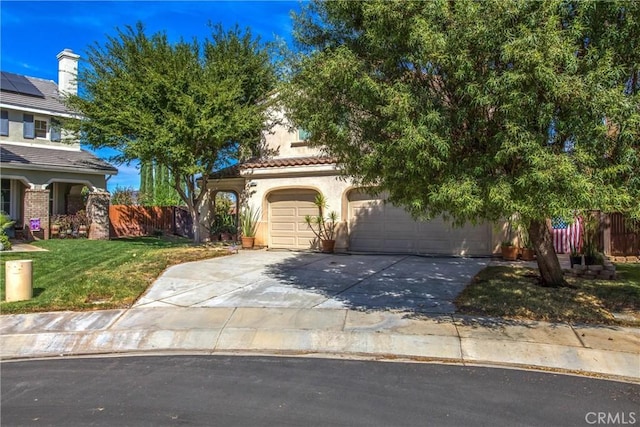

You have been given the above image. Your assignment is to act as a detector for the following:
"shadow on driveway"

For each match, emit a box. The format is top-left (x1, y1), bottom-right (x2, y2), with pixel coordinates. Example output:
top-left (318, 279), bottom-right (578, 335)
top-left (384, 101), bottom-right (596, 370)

top-left (261, 252), bottom-right (488, 316)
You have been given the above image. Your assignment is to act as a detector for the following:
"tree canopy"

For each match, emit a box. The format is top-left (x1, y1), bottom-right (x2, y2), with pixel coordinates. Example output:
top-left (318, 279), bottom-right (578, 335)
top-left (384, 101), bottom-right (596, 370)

top-left (283, 0), bottom-right (639, 286)
top-left (68, 23), bottom-right (276, 242)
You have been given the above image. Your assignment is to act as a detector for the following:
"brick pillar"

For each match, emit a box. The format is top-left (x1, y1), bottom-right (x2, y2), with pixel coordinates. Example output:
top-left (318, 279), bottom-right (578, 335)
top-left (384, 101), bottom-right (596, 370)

top-left (23, 189), bottom-right (50, 240)
top-left (87, 191), bottom-right (110, 240)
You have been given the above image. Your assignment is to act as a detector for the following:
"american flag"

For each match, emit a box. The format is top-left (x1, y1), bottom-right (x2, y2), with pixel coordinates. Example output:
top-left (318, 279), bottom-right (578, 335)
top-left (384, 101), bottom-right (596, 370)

top-left (551, 217), bottom-right (582, 254)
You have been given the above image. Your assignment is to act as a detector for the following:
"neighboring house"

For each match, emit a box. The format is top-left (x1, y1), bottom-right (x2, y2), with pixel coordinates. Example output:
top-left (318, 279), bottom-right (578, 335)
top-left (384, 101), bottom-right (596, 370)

top-left (0, 49), bottom-right (117, 239)
top-left (206, 110), bottom-right (505, 255)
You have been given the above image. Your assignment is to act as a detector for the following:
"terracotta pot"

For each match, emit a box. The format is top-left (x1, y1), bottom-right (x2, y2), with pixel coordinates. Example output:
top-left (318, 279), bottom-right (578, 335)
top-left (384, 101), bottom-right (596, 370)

top-left (501, 245), bottom-right (518, 261)
top-left (321, 239), bottom-right (336, 253)
top-left (50, 225), bottom-right (60, 237)
top-left (521, 248), bottom-right (535, 261)
top-left (241, 236), bottom-right (255, 249)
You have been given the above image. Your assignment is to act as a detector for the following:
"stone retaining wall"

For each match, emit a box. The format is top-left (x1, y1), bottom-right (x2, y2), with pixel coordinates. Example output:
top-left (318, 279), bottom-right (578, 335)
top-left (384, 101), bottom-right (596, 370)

top-left (607, 255), bottom-right (640, 263)
top-left (564, 260), bottom-right (617, 280)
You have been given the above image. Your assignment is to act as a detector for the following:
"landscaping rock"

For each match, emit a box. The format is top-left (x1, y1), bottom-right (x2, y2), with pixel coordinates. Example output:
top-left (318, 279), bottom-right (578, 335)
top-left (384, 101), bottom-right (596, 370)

top-left (598, 270), bottom-right (615, 280)
top-left (588, 265), bottom-right (603, 272)
top-left (573, 264), bottom-right (587, 271)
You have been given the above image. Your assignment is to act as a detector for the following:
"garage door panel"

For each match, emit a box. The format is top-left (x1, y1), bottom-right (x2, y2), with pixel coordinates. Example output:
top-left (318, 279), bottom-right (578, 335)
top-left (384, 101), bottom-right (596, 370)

top-left (299, 207), bottom-right (319, 217)
top-left (268, 190), bottom-right (319, 249)
top-left (271, 222), bottom-right (296, 232)
top-left (271, 207), bottom-right (297, 217)
top-left (383, 239), bottom-right (416, 252)
top-left (296, 222), bottom-right (314, 233)
top-left (349, 237), bottom-right (384, 252)
top-left (349, 192), bottom-right (491, 255)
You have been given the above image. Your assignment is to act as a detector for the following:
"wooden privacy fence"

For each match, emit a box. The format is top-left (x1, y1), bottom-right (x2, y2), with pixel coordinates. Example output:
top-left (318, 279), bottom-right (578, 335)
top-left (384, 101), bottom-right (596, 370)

top-left (608, 213), bottom-right (639, 256)
top-left (109, 206), bottom-right (193, 239)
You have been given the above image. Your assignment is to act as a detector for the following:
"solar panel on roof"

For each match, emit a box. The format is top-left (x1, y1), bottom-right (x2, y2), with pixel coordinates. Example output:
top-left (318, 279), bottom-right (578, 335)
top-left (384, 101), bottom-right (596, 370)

top-left (0, 71), bottom-right (45, 98)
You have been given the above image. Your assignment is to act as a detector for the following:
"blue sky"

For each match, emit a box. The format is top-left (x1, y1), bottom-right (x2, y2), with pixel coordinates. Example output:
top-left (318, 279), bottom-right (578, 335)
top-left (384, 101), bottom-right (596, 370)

top-left (1, 0), bottom-right (303, 190)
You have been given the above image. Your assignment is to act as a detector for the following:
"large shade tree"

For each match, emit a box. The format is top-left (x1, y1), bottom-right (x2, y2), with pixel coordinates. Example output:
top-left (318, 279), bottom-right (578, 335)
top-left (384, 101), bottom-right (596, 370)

top-left (68, 23), bottom-right (276, 242)
top-left (283, 0), bottom-right (639, 287)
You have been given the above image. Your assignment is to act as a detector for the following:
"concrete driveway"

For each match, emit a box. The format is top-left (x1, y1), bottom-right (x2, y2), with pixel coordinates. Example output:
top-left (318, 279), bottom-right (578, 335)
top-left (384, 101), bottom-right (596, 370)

top-left (134, 251), bottom-right (488, 314)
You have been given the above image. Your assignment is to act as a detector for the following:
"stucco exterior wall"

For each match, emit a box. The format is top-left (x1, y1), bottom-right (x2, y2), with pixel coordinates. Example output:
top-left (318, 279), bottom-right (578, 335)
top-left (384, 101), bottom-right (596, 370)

top-left (1, 108), bottom-right (81, 149)
top-left (265, 115), bottom-right (323, 159)
top-left (247, 172), bottom-right (350, 250)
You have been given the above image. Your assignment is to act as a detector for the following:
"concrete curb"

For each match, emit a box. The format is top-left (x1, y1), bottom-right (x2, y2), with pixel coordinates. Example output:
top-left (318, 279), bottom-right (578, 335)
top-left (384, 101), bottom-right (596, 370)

top-left (2, 307), bottom-right (638, 383)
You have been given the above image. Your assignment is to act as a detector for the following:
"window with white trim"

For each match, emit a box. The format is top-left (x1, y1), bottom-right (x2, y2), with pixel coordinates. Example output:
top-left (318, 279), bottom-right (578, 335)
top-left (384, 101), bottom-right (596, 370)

top-left (35, 118), bottom-right (48, 138)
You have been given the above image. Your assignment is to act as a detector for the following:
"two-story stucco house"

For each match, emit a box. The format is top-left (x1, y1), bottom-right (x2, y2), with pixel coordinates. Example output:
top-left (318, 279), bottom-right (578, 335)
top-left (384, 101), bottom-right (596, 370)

top-left (206, 109), bottom-right (505, 255)
top-left (0, 49), bottom-right (117, 239)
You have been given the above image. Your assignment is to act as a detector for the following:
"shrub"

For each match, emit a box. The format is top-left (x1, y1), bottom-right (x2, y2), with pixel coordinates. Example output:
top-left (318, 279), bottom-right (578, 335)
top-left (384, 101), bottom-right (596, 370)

top-left (0, 212), bottom-right (15, 250)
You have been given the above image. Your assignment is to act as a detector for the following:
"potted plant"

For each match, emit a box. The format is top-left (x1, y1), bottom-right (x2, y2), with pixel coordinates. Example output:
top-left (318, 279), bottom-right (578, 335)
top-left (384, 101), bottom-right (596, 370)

top-left (50, 215), bottom-right (62, 238)
top-left (583, 241), bottom-right (598, 266)
top-left (520, 242), bottom-right (535, 261)
top-left (518, 228), bottom-right (535, 261)
top-left (569, 244), bottom-right (582, 268)
top-left (581, 211), bottom-right (600, 266)
top-left (240, 206), bottom-right (261, 249)
top-left (501, 217), bottom-right (518, 260)
top-left (218, 213), bottom-right (236, 241)
top-left (56, 215), bottom-right (72, 238)
top-left (501, 241), bottom-right (519, 261)
top-left (305, 194), bottom-right (338, 253)
top-left (75, 210), bottom-right (89, 237)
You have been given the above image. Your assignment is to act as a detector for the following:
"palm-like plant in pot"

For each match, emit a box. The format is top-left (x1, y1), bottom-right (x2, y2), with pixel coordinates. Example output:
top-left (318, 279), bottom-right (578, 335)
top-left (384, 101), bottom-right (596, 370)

top-left (501, 217), bottom-right (518, 261)
top-left (304, 194), bottom-right (338, 253)
top-left (240, 206), bottom-right (261, 249)
top-left (581, 212), bottom-right (600, 266)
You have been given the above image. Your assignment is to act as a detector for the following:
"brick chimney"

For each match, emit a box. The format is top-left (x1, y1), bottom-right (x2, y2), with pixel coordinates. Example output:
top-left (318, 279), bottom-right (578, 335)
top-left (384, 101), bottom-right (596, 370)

top-left (57, 48), bottom-right (80, 96)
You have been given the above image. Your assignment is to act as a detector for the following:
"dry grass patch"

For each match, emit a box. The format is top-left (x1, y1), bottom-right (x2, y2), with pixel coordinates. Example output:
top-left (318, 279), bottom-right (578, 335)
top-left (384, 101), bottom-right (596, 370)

top-left (455, 264), bottom-right (640, 326)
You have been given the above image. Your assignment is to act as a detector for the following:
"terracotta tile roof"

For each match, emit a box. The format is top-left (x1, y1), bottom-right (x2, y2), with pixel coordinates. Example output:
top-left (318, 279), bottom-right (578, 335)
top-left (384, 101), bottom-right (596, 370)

top-left (207, 156), bottom-right (337, 179)
top-left (1, 143), bottom-right (118, 174)
top-left (240, 156), bottom-right (336, 169)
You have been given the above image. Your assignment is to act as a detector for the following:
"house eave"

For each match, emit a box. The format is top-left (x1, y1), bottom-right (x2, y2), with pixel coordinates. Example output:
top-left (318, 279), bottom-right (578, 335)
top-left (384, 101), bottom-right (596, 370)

top-left (0, 102), bottom-right (78, 118)
top-left (1, 162), bottom-right (118, 176)
top-left (240, 163), bottom-right (339, 179)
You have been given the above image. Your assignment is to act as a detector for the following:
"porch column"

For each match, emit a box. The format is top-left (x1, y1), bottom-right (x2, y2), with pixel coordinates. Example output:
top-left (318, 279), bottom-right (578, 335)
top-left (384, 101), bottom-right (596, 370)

top-left (23, 189), bottom-right (50, 240)
top-left (87, 191), bottom-right (110, 240)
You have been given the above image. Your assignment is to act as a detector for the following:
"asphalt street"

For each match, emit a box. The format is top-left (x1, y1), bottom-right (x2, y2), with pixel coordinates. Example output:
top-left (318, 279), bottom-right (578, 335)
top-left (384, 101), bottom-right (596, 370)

top-left (2, 355), bottom-right (638, 426)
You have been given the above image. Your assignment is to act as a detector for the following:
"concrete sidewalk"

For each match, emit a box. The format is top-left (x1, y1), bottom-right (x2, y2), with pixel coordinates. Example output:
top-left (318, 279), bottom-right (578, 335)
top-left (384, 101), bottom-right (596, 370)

top-left (1, 251), bottom-right (638, 382)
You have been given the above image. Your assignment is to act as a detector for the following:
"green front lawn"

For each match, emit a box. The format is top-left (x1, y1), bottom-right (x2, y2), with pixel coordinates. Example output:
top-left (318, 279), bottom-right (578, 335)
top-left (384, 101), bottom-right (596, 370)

top-left (455, 263), bottom-right (640, 326)
top-left (0, 237), bottom-right (230, 314)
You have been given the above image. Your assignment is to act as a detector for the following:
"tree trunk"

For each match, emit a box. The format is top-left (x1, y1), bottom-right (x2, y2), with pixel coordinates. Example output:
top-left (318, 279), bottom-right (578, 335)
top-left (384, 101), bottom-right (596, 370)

top-left (528, 219), bottom-right (568, 287)
top-left (190, 204), bottom-right (202, 243)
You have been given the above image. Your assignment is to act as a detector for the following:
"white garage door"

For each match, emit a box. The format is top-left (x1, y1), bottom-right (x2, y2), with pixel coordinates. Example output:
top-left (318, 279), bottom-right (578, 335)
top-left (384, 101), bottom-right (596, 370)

top-left (348, 191), bottom-right (492, 255)
top-left (268, 190), bottom-right (319, 249)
